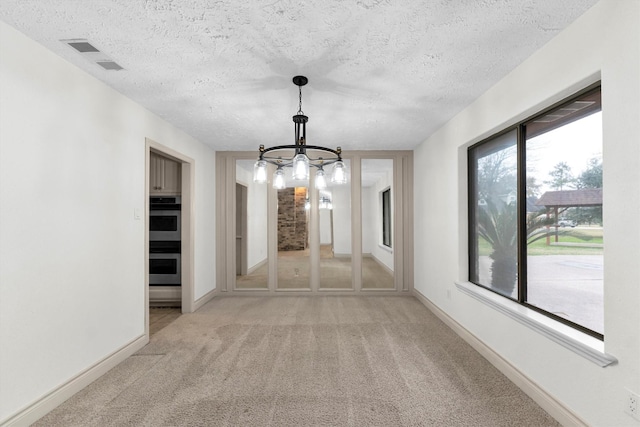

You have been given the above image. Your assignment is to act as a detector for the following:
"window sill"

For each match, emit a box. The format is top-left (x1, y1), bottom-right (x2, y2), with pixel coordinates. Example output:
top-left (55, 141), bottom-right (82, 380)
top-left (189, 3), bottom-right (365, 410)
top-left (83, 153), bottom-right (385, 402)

top-left (454, 281), bottom-right (617, 367)
top-left (378, 244), bottom-right (393, 253)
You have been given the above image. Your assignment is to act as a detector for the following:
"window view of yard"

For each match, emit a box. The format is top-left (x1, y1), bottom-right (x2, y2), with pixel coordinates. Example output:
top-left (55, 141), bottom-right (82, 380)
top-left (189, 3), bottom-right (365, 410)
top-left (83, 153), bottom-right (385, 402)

top-left (470, 86), bottom-right (603, 336)
top-left (477, 227), bottom-right (603, 334)
top-left (477, 227), bottom-right (603, 257)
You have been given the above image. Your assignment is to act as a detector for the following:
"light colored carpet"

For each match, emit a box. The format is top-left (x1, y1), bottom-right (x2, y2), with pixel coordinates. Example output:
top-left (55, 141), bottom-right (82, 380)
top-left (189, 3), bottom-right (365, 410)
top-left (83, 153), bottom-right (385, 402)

top-left (149, 307), bottom-right (181, 336)
top-left (34, 296), bottom-right (559, 426)
top-left (236, 246), bottom-right (394, 289)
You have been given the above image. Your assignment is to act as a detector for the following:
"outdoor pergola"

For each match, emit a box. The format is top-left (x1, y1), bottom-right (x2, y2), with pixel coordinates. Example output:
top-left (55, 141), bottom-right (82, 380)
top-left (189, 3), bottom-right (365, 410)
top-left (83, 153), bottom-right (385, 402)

top-left (535, 188), bottom-right (603, 244)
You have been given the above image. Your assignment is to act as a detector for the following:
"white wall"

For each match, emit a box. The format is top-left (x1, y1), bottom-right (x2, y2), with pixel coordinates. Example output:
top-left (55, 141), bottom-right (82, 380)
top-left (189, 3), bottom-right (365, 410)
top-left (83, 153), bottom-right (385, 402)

top-left (0, 21), bottom-right (216, 422)
top-left (413, 1), bottom-right (640, 425)
top-left (236, 164), bottom-right (267, 270)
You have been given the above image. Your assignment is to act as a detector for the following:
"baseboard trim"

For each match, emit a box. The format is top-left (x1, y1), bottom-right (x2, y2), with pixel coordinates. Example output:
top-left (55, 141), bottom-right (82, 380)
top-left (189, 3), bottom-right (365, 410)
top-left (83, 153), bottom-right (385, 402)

top-left (247, 258), bottom-right (267, 275)
top-left (193, 287), bottom-right (218, 311)
top-left (149, 285), bottom-right (181, 307)
top-left (363, 252), bottom-right (394, 276)
top-left (219, 291), bottom-right (413, 297)
top-left (1, 335), bottom-right (148, 427)
top-left (413, 289), bottom-right (589, 427)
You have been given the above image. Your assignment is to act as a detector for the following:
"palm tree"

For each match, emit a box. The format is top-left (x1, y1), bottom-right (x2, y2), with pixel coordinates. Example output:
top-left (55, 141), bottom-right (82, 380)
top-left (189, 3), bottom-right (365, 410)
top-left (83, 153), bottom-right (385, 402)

top-left (477, 198), bottom-right (559, 295)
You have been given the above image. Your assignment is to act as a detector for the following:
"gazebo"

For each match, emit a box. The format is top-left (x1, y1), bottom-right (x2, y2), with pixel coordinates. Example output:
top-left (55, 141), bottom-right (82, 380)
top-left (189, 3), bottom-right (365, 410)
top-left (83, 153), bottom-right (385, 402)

top-left (535, 188), bottom-right (603, 244)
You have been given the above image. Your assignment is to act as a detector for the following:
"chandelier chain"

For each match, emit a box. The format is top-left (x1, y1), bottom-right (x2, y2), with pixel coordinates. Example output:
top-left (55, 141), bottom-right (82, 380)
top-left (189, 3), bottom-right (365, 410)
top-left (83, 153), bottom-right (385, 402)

top-left (298, 86), bottom-right (304, 115)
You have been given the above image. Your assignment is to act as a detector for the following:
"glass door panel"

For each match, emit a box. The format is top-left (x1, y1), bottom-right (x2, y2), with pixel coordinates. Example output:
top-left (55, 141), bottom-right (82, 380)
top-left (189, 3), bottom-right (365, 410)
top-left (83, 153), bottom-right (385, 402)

top-left (277, 186), bottom-right (311, 289)
top-left (319, 160), bottom-right (352, 289)
top-left (235, 160), bottom-right (268, 289)
top-left (361, 159), bottom-right (394, 289)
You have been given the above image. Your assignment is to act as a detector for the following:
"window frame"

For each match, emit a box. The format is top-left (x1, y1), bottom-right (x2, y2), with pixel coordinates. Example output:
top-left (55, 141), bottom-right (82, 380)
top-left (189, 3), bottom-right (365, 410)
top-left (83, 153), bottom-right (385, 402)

top-left (381, 187), bottom-right (392, 248)
top-left (468, 82), bottom-right (603, 340)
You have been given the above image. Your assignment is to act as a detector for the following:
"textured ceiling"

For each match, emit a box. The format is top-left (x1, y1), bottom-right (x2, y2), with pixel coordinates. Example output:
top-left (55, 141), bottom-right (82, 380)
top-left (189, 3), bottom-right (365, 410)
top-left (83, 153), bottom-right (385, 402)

top-left (0, 0), bottom-right (598, 152)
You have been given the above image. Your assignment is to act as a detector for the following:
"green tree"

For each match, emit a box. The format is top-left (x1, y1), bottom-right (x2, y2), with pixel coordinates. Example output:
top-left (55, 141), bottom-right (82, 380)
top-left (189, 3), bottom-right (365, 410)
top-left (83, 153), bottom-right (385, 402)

top-left (477, 148), bottom-right (517, 200)
top-left (571, 157), bottom-right (603, 225)
top-left (545, 162), bottom-right (575, 190)
top-left (576, 157), bottom-right (602, 189)
top-left (526, 175), bottom-right (542, 198)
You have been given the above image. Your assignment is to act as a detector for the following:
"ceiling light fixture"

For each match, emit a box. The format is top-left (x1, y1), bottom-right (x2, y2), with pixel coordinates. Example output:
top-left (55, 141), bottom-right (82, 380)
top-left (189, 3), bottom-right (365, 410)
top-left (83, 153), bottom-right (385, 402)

top-left (253, 76), bottom-right (347, 189)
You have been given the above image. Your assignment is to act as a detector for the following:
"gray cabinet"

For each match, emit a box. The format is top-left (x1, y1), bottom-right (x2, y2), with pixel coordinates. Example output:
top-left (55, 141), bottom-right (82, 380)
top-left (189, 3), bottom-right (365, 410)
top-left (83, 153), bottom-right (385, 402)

top-left (150, 152), bottom-right (181, 195)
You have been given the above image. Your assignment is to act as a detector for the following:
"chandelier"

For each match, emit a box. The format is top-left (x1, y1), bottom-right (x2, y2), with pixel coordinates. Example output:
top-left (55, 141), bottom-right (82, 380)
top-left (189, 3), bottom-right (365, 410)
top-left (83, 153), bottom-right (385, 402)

top-left (253, 76), bottom-right (347, 190)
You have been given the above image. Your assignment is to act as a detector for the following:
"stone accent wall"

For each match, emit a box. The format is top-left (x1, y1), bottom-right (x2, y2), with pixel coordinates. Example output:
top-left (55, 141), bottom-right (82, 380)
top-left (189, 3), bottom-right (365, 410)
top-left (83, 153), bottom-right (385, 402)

top-left (278, 187), bottom-right (308, 251)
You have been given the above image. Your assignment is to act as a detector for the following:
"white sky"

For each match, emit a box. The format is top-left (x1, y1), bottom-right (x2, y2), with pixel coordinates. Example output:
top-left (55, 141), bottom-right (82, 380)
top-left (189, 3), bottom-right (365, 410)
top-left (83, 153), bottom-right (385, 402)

top-left (526, 111), bottom-right (602, 193)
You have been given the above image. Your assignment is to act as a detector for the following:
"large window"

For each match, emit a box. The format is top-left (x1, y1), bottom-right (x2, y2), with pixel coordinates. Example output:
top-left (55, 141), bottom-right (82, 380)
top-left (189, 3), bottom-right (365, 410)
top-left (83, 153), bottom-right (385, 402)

top-left (469, 85), bottom-right (603, 338)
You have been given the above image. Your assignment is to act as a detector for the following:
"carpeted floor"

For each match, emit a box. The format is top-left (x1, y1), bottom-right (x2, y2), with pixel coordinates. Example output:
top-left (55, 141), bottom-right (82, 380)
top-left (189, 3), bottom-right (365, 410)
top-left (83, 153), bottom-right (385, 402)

top-left (236, 246), bottom-right (394, 289)
top-left (34, 296), bottom-right (559, 426)
top-left (149, 307), bottom-right (181, 336)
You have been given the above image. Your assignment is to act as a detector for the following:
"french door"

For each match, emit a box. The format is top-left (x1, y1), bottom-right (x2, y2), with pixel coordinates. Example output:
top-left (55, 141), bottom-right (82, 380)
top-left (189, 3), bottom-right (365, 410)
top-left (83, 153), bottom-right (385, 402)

top-left (217, 152), bottom-right (413, 294)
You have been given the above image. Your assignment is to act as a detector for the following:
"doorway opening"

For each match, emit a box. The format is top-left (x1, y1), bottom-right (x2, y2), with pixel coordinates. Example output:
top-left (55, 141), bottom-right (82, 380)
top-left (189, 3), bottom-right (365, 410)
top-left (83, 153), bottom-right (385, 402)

top-left (145, 138), bottom-right (195, 337)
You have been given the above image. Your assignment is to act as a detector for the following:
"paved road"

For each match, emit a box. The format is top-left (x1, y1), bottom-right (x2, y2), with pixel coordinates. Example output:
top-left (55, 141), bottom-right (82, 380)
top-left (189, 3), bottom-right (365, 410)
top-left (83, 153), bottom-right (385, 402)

top-left (478, 255), bottom-right (603, 334)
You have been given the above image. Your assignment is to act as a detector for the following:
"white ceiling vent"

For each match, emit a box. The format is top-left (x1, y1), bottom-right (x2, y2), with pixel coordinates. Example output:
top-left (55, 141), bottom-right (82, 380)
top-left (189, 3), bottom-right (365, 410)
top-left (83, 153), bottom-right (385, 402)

top-left (61, 39), bottom-right (124, 71)
top-left (96, 61), bottom-right (123, 71)
top-left (67, 41), bottom-right (99, 53)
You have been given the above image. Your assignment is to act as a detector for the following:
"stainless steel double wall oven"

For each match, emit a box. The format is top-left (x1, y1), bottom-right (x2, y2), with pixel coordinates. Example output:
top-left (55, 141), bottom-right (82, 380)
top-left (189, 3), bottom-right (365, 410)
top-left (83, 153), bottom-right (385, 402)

top-left (149, 196), bottom-right (181, 286)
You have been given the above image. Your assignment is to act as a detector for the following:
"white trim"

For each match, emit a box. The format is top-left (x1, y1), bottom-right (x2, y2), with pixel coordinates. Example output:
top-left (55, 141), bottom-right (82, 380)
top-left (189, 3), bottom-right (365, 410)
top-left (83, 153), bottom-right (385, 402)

top-left (217, 291), bottom-right (410, 297)
top-left (454, 281), bottom-right (616, 367)
top-left (0, 335), bottom-right (147, 427)
top-left (332, 253), bottom-right (352, 258)
top-left (193, 288), bottom-right (218, 311)
top-left (363, 252), bottom-right (394, 277)
top-left (247, 258), bottom-right (268, 275)
top-left (149, 286), bottom-right (181, 305)
top-left (377, 243), bottom-right (393, 253)
top-left (413, 289), bottom-right (590, 427)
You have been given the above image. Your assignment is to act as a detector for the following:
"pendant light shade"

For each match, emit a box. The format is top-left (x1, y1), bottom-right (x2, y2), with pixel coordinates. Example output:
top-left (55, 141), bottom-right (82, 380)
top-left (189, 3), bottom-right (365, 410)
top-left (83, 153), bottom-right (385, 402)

top-left (332, 160), bottom-right (347, 184)
top-left (253, 160), bottom-right (267, 183)
top-left (292, 153), bottom-right (309, 180)
top-left (315, 167), bottom-right (327, 190)
top-left (273, 167), bottom-right (286, 189)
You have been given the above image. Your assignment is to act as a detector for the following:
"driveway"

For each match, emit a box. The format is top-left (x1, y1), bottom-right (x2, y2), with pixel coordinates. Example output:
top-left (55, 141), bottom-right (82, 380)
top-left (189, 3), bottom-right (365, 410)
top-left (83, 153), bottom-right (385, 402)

top-left (479, 255), bottom-right (603, 334)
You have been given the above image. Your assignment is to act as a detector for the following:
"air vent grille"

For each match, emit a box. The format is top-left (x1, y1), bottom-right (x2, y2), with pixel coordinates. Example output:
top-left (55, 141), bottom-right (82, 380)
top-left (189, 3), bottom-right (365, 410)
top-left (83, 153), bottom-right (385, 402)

top-left (60, 39), bottom-right (124, 71)
top-left (67, 41), bottom-right (99, 53)
top-left (97, 61), bottom-right (124, 71)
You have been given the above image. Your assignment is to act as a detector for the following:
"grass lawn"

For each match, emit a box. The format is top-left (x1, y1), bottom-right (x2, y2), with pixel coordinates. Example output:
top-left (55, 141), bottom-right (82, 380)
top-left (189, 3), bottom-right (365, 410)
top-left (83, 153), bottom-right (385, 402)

top-left (477, 227), bottom-right (603, 256)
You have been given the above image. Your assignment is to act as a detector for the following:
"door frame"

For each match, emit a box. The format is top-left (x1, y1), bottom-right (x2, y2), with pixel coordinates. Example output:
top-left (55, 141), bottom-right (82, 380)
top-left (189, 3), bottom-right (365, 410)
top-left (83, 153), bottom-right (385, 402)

top-left (145, 138), bottom-right (196, 337)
